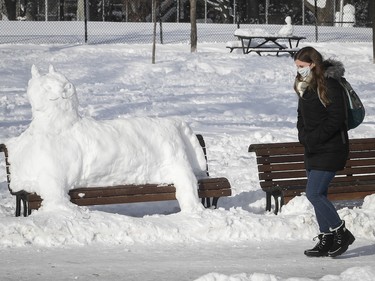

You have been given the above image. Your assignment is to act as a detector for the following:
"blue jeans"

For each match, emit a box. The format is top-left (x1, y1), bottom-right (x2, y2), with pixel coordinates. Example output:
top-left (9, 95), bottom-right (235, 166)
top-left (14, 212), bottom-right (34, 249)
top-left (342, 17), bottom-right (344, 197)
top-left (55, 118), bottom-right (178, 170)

top-left (305, 170), bottom-right (342, 233)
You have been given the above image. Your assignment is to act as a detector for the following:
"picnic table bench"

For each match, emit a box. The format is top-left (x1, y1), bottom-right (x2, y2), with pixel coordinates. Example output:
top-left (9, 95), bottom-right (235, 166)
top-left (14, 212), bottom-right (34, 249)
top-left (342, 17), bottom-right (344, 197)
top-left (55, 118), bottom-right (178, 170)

top-left (248, 138), bottom-right (375, 214)
top-left (227, 35), bottom-right (305, 57)
top-left (0, 134), bottom-right (231, 217)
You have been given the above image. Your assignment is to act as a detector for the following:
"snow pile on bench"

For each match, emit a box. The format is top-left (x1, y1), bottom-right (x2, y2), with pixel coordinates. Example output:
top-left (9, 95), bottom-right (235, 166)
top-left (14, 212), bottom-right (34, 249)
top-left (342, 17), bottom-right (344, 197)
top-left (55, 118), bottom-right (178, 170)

top-left (6, 65), bottom-right (208, 212)
top-left (234, 28), bottom-right (272, 37)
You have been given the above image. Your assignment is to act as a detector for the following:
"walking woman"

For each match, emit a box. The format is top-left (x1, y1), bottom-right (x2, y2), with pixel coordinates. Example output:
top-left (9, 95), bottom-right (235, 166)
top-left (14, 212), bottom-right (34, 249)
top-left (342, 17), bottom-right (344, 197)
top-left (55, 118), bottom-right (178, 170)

top-left (293, 46), bottom-right (355, 257)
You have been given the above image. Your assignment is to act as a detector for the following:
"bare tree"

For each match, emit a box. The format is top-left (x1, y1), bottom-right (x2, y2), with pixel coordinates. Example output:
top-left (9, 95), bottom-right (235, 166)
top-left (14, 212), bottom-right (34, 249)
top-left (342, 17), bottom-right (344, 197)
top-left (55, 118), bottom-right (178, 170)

top-left (190, 0), bottom-right (197, 52)
top-left (77, 0), bottom-right (85, 20)
top-left (304, 0), bottom-right (335, 26)
top-left (2, 0), bottom-right (15, 20)
top-left (0, 0), bottom-right (7, 20)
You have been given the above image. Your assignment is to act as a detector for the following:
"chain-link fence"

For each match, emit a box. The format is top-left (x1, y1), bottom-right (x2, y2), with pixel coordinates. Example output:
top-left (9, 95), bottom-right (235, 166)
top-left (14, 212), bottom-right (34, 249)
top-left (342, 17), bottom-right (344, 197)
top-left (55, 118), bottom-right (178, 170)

top-left (0, 0), bottom-right (373, 44)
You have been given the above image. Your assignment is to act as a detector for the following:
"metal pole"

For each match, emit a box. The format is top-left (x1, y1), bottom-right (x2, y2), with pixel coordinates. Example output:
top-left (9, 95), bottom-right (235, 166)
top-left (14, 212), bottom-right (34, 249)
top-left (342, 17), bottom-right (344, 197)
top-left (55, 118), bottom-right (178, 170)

top-left (152, 0), bottom-right (156, 64)
top-left (177, 0), bottom-right (179, 22)
top-left (152, 0), bottom-right (155, 22)
top-left (302, 0), bottom-right (304, 25)
top-left (125, 0), bottom-right (128, 22)
top-left (102, 0), bottom-right (105, 21)
top-left (158, 0), bottom-right (163, 44)
top-left (265, 0), bottom-right (269, 24)
top-left (373, 0), bottom-right (375, 63)
top-left (205, 0), bottom-right (207, 23)
top-left (45, 0), bottom-right (48, 21)
top-left (314, 0), bottom-right (318, 42)
top-left (84, 0), bottom-right (88, 43)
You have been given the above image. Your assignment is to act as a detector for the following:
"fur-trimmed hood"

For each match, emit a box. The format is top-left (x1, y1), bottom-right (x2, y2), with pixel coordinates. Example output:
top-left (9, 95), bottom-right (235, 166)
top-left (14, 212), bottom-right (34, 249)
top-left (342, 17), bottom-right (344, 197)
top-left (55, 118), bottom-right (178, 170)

top-left (323, 59), bottom-right (345, 80)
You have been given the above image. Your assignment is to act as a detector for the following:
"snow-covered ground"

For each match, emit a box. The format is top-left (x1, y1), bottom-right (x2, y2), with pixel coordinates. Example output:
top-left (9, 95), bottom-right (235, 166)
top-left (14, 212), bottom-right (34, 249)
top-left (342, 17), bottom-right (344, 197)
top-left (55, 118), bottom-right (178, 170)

top-left (0, 35), bottom-right (375, 280)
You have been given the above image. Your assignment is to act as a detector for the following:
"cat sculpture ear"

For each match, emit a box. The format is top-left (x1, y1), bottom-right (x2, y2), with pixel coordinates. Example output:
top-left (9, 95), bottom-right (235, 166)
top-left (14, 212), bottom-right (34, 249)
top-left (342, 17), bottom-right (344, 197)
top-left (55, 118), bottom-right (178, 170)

top-left (31, 65), bottom-right (41, 79)
top-left (49, 64), bottom-right (56, 73)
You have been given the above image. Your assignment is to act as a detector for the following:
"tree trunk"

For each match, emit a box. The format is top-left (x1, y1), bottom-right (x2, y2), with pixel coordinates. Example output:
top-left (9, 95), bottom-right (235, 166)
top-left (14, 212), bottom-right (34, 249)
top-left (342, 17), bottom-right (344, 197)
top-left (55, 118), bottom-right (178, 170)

top-left (247, 0), bottom-right (260, 23)
top-left (77, 0), bottom-right (85, 20)
top-left (0, 0), bottom-right (7, 19)
top-left (304, 0), bottom-right (334, 26)
top-left (190, 0), bottom-right (197, 52)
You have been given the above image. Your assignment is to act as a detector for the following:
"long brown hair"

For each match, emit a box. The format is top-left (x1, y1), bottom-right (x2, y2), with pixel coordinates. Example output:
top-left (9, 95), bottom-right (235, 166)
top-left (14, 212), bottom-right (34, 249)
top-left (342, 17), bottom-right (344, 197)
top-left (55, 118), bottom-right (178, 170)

top-left (293, 47), bottom-right (330, 105)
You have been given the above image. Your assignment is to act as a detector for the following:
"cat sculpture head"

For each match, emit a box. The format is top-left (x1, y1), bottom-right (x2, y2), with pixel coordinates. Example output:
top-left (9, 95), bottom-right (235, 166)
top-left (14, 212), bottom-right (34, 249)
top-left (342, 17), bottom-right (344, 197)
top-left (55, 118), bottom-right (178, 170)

top-left (27, 65), bottom-right (80, 128)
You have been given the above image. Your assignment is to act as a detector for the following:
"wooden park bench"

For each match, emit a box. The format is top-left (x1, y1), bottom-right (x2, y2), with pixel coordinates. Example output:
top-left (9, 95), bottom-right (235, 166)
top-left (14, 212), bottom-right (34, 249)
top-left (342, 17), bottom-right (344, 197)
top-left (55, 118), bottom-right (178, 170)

top-left (248, 138), bottom-right (375, 214)
top-left (0, 134), bottom-right (231, 217)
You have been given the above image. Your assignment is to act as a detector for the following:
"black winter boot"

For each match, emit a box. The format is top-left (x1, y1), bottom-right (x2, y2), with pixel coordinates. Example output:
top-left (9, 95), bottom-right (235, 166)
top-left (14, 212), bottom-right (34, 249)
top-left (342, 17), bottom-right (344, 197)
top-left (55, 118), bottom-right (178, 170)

top-left (328, 220), bottom-right (355, 257)
top-left (304, 233), bottom-right (334, 257)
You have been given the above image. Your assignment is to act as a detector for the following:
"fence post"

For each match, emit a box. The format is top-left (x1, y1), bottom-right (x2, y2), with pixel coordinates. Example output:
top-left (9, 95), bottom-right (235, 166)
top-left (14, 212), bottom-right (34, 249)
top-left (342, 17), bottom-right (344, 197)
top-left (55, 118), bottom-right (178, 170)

top-left (84, 0), bottom-right (88, 43)
top-left (152, 0), bottom-right (156, 64)
top-left (314, 0), bottom-right (318, 42)
top-left (373, 0), bottom-right (375, 63)
top-left (158, 0), bottom-right (163, 44)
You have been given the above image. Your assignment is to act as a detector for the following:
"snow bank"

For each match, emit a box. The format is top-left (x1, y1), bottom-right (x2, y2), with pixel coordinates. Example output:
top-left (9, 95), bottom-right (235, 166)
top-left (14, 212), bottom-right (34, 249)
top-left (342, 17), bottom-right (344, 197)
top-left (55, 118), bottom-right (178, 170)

top-left (194, 266), bottom-right (375, 281)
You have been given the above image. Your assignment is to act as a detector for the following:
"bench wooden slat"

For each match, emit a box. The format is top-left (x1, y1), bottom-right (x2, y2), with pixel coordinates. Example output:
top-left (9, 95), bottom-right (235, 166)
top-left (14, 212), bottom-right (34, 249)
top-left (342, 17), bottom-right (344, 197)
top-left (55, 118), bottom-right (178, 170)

top-left (260, 180), bottom-right (306, 190)
top-left (260, 174), bottom-right (375, 191)
top-left (259, 170), bottom-right (306, 181)
top-left (285, 191), bottom-right (374, 204)
top-left (255, 156), bottom-right (375, 173)
top-left (70, 184), bottom-right (175, 198)
top-left (283, 183), bottom-right (375, 203)
top-left (198, 177), bottom-right (231, 189)
top-left (255, 155), bottom-right (304, 165)
top-left (199, 188), bottom-right (232, 197)
top-left (345, 158), bottom-right (375, 166)
top-left (257, 162), bottom-right (305, 172)
top-left (72, 193), bottom-right (177, 206)
top-left (341, 166), bottom-right (375, 175)
top-left (333, 175), bottom-right (375, 183)
top-left (258, 165), bottom-right (375, 180)
top-left (249, 144), bottom-right (304, 155)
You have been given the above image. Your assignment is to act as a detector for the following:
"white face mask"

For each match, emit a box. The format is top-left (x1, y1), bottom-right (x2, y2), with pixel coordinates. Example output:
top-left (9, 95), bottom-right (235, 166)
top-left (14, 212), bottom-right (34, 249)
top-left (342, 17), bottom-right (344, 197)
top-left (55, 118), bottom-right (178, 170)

top-left (297, 66), bottom-right (311, 78)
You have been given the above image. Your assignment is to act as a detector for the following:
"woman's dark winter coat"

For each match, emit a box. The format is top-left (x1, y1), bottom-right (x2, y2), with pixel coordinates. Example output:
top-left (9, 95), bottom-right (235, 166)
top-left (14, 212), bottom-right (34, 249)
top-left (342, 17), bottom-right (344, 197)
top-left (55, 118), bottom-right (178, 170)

top-left (297, 59), bottom-right (349, 172)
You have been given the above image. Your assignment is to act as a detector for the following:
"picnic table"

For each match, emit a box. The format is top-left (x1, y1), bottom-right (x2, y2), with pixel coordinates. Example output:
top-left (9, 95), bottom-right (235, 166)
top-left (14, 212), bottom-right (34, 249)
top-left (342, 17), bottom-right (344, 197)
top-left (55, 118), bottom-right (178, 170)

top-left (227, 34), bottom-right (306, 56)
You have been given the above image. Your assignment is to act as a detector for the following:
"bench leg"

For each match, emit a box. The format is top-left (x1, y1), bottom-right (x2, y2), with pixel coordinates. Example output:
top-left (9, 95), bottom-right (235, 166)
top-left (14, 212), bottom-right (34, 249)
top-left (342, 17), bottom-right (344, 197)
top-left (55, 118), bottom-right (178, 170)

top-left (15, 193), bottom-right (31, 217)
top-left (201, 197), bottom-right (211, 208)
top-left (273, 193), bottom-right (279, 215)
top-left (22, 197), bottom-right (29, 217)
top-left (280, 194), bottom-right (285, 212)
top-left (272, 190), bottom-right (283, 215)
top-left (211, 197), bottom-right (219, 208)
top-left (265, 191), bottom-right (283, 214)
top-left (15, 195), bottom-right (21, 217)
top-left (265, 192), bottom-right (272, 212)
top-left (201, 197), bottom-right (219, 209)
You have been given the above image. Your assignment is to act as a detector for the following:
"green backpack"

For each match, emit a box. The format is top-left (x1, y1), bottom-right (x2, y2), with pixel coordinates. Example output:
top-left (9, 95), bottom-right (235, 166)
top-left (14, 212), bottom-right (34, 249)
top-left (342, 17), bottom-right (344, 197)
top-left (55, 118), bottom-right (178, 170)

top-left (339, 77), bottom-right (365, 130)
